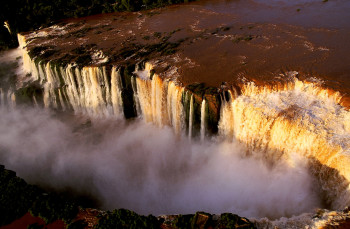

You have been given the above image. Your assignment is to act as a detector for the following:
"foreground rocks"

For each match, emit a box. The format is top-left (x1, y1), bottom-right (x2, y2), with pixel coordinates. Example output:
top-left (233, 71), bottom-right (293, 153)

top-left (0, 164), bottom-right (256, 229)
top-left (4, 163), bottom-right (350, 229)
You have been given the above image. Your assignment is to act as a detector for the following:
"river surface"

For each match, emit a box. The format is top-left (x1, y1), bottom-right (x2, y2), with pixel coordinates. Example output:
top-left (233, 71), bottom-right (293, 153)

top-left (0, 49), bottom-right (324, 220)
top-left (197, 0), bottom-right (350, 29)
top-left (20, 0), bottom-right (350, 106)
top-left (1, 0), bottom-right (350, 227)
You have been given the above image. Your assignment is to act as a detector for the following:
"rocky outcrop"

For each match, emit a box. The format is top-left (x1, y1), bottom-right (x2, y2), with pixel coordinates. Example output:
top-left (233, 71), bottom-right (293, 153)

top-left (0, 164), bottom-right (256, 229)
top-left (5, 2), bottom-right (350, 223)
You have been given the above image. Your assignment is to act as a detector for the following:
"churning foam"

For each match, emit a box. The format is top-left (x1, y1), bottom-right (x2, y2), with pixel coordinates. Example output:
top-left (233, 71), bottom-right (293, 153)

top-left (219, 78), bottom-right (350, 209)
top-left (8, 37), bottom-right (350, 224)
top-left (134, 63), bottom-right (185, 134)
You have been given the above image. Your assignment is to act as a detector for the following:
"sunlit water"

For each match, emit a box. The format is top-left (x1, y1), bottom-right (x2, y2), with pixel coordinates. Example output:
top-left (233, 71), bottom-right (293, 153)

top-left (0, 49), bottom-right (326, 219)
top-left (0, 105), bottom-right (323, 219)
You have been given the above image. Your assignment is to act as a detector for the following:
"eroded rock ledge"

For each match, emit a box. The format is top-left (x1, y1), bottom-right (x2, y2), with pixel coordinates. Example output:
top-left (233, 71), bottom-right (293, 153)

top-left (4, 1), bottom-right (350, 224)
top-left (3, 164), bottom-right (350, 229)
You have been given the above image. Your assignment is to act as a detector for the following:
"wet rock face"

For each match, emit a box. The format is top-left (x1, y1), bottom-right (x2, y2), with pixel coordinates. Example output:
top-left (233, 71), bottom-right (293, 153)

top-left (7, 3), bottom-right (350, 226)
top-left (120, 65), bottom-right (137, 119)
top-left (161, 212), bottom-right (256, 229)
top-left (14, 85), bottom-right (43, 105)
top-left (16, 0), bottom-right (350, 117)
top-left (16, 0), bottom-right (350, 136)
top-left (184, 83), bottom-right (221, 136)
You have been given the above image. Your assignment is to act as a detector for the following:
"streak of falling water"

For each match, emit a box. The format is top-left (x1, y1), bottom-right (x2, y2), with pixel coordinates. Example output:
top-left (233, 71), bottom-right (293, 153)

top-left (131, 75), bottom-right (142, 116)
top-left (0, 88), bottom-right (4, 106)
top-left (189, 94), bottom-right (194, 139)
top-left (111, 66), bottom-right (124, 116)
top-left (218, 80), bottom-right (350, 210)
top-left (200, 99), bottom-right (206, 141)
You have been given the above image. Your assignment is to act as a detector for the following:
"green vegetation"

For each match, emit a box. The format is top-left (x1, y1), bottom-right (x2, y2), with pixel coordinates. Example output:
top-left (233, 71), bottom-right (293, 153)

top-left (67, 220), bottom-right (88, 229)
top-left (27, 223), bottom-right (45, 229)
top-left (172, 214), bottom-right (195, 228)
top-left (29, 193), bottom-right (79, 224)
top-left (0, 165), bottom-right (79, 226)
top-left (14, 84), bottom-right (43, 104)
top-left (0, 165), bottom-right (39, 226)
top-left (95, 209), bottom-right (160, 229)
top-left (218, 213), bottom-right (255, 229)
top-left (1, 164), bottom-right (257, 228)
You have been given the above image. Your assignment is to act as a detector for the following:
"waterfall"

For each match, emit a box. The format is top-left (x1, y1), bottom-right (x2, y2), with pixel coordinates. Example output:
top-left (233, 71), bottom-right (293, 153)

top-left (16, 37), bottom-right (189, 133)
top-left (9, 92), bottom-right (16, 108)
top-left (111, 66), bottom-right (124, 116)
top-left (134, 65), bottom-right (185, 134)
top-left (7, 33), bottom-right (350, 216)
top-left (219, 79), bottom-right (349, 164)
top-left (218, 90), bottom-right (235, 139)
top-left (15, 36), bottom-right (350, 209)
top-left (131, 75), bottom-right (141, 116)
top-left (200, 99), bottom-right (206, 141)
top-left (0, 85), bottom-right (15, 109)
top-left (0, 88), bottom-right (4, 106)
top-left (18, 44), bottom-right (126, 118)
top-left (189, 94), bottom-right (194, 139)
top-left (135, 73), bottom-right (166, 126)
top-left (18, 41), bottom-right (187, 130)
top-left (218, 78), bottom-right (350, 209)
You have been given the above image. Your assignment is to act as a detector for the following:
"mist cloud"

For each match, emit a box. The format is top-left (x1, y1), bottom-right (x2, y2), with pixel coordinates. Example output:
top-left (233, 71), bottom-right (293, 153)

top-left (0, 105), bottom-right (323, 219)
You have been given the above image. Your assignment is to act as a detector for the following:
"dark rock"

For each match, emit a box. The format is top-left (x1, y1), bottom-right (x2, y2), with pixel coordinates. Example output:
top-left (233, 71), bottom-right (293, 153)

top-left (218, 213), bottom-right (256, 229)
top-left (120, 65), bottom-right (137, 119)
top-left (192, 212), bottom-right (214, 229)
top-left (172, 214), bottom-right (195, 228)
top-left (14, 84), bottom-right (43, 105)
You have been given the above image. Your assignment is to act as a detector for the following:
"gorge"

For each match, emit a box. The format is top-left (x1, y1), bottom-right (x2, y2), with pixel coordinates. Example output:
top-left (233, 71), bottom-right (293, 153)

top-left (1, 0), bottom-right (350, 228)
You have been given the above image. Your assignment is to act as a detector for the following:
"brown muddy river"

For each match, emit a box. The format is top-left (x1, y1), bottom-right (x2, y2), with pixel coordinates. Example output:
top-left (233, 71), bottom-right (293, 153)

top-left (22, 0), bottom-right (350, 106)
top-left (198, 0), bottom-right (350, 29)
top-left (3, 0), bottom-right (350, 228)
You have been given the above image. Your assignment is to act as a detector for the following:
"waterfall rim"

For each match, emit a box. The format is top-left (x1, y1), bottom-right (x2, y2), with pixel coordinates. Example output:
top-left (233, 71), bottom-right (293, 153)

top-left (6, 1), bottom-right (350, 226)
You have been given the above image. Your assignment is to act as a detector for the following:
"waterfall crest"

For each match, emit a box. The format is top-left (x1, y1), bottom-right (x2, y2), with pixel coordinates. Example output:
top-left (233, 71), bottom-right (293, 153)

top-left (19, 42), bottom-right (124, 117)
top-left (219, 78), bottom-right (350, 209)
top-left (13, 36), bottom-right (350, 210)
top-left (134, 63), bottom-right (185, 134)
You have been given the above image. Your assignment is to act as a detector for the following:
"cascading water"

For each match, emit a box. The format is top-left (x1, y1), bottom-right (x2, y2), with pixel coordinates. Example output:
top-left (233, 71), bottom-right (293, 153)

top-left (111, 66), bottom-right (124, 116)
top-left (21, 58), bottom-right (123, 117)
top-left (0, 88), bottom-right (3, 105)
top-left (4, 35), bottom-right (350, 227)
top-left (134, 64), bottom-right (185, 134)
top-left (0, 47), bottom-right (23, 108)
top-left (189, 94), bottom-right (194, 139)
top-left (218, 78), bottom-right (350, 209)
top-left (200, 99), bottom-right (206, 141)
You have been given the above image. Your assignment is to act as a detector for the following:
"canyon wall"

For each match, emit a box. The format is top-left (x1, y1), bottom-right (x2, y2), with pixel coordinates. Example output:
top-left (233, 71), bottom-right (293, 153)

top-left (12, 33), bottom-right (350, 210)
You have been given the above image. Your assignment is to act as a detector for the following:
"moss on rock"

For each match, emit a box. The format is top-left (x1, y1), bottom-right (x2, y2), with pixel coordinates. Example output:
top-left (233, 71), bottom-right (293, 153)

top-left (95, 209), bottom-right (160, 229)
